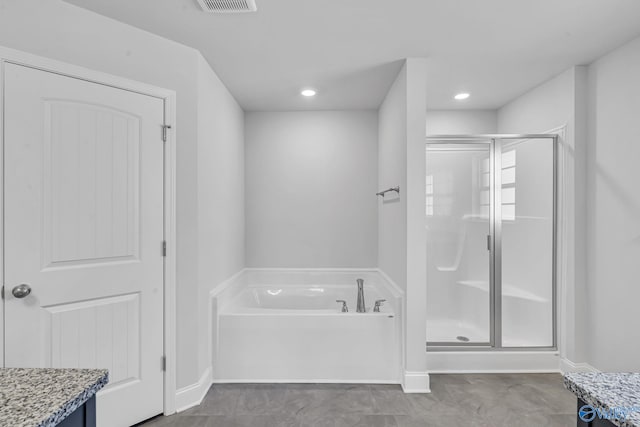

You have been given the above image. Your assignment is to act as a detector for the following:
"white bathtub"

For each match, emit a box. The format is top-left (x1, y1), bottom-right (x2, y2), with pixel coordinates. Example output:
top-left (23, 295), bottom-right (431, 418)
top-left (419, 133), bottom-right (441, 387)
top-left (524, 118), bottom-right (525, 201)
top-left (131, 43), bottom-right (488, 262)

top-left (228, 284), bottom-right (393, 313)
top-left (211, 269), bottom-right (402, 383)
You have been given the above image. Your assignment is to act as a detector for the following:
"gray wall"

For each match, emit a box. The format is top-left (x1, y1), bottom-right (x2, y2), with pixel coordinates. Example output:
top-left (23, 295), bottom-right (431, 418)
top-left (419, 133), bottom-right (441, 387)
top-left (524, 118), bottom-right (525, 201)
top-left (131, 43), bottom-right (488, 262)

top-left (586, 35), bottom-right (640, 371)
top-left (497, 66), bottom-right (589, 365)
top-left (196, 55), bottom-right (245, 377)
top-left (426, 110), bottom-right (497, 135)
top-left (245, 111), bottom-right (378, 268)
top-left (378, 70), bottom-right (408, 289)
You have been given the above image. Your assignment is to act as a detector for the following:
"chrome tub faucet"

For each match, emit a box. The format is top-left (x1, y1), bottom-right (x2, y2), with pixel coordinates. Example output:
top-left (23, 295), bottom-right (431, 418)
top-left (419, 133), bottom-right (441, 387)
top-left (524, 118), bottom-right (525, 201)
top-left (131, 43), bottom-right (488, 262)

top-left (356, 278), bottom-right (366, 313)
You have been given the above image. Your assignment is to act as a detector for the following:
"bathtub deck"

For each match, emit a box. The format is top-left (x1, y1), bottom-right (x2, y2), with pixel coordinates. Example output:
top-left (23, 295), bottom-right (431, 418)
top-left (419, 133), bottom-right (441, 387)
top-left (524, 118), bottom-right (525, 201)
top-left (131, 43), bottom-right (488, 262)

top-left (138, 373), bottom-right (576, 427)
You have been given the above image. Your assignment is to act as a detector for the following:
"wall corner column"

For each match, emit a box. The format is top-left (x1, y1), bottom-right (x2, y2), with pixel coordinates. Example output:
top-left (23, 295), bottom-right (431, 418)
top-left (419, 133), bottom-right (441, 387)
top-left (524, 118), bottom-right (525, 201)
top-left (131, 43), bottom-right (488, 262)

top-left (403, 57), bottom-right (430, 392)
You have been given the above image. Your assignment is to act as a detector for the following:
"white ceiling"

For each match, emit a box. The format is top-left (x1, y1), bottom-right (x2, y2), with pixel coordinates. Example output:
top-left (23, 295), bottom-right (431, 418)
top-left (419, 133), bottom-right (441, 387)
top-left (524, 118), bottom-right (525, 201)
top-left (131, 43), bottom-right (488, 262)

top-left (64, 0), bottom-right (640, 111)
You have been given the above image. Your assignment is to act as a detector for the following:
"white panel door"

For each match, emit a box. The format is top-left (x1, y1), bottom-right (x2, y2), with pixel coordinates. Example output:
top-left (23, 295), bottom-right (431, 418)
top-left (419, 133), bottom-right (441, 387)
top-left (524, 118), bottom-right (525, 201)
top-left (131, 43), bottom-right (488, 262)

top-left (4, 63), bottom-right (165, 427)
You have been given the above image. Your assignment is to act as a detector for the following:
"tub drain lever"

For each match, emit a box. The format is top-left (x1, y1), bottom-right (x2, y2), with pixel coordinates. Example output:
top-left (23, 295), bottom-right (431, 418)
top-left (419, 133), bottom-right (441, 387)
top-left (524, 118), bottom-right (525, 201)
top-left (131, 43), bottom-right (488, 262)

top-left (336, 300), bottom-right (349, 312)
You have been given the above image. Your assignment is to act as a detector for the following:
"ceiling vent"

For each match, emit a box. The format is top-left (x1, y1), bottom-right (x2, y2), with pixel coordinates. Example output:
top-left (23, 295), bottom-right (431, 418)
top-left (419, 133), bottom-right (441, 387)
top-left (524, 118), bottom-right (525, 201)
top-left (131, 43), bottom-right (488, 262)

top-left (195, 0), bottom-right (257, 13)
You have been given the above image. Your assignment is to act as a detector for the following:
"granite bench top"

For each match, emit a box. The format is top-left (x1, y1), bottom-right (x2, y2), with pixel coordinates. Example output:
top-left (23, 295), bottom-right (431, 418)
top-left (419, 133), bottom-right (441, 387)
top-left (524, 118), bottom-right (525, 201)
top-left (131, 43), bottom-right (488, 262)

top-left (564, 372), bottom-right (640, 427)
top-left (0, 368), bottom-right (109, 427)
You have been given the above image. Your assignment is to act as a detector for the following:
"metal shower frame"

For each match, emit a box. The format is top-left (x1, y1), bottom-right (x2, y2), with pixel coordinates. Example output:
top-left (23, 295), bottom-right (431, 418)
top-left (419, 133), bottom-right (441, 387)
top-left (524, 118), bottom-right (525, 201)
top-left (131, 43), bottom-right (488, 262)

top-left (425, 134), bottom-right (558, 352)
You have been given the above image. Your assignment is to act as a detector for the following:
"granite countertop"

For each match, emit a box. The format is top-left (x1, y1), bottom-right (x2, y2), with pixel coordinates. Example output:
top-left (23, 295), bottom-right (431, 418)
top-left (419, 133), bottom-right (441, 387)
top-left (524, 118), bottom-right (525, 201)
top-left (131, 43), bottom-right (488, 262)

top-left (564, 372), bottom-right (640, 427)
top-left (0, 368), bottom-right (109, 427)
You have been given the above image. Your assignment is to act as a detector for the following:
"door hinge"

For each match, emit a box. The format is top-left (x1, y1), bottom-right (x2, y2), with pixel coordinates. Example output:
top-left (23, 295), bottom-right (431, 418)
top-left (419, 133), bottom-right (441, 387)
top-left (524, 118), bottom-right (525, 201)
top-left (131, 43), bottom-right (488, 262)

top-left (487, 235), bottom-right (491, 251)
top-left (162, 124), bottom-right (172, 142)
top-left (161, 356), bottom-right (166, 372)
top-left (162, 241), bottom-right (167, 257)
top-left (1, 285), bottom-right (4, 300)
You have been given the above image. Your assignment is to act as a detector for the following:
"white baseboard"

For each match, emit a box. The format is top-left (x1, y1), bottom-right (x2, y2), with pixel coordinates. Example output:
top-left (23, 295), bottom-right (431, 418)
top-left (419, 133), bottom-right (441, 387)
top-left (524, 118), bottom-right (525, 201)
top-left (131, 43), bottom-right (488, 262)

top-left (212, 378), bottom-right (399, 384)
top-left (427, 351), bottom-right (561, 373)
top-left (175, 367), bottom-right (213, 413)
top-left (401, 371), bottom-right (430, 393)
top-left (559, 358), bottom-right (599, 374)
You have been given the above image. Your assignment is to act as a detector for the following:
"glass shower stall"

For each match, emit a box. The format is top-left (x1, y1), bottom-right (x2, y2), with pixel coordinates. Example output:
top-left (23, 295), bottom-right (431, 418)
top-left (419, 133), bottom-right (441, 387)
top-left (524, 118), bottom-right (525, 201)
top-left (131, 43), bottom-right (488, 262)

top-left (425, 135), bottom-right (557, 350)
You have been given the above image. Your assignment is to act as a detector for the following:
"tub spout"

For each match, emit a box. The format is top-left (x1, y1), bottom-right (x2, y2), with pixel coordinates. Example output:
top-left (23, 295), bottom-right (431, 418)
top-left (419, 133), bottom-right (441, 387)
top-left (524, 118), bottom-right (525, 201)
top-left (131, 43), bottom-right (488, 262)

top-left (356, 278), bottom-right (366, 313)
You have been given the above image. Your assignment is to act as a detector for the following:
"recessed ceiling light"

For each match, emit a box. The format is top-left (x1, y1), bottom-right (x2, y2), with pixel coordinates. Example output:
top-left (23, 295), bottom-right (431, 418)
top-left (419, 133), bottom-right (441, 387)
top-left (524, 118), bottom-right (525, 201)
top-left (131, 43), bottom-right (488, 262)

top-left (301, 89), bottom-right (317, 97)
top-left (454, 92), bottom-right (470, 100)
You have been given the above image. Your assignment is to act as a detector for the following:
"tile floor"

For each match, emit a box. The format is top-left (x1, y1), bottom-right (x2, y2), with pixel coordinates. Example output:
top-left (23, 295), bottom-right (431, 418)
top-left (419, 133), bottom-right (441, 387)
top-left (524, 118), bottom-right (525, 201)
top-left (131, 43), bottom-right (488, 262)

top-left (138, 374), bottom-right (577, 427)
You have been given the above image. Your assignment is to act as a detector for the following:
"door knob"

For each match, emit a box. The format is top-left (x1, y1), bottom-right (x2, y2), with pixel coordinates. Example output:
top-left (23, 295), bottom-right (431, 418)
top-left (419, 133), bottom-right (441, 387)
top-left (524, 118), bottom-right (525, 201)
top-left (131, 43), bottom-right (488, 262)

top-left (12, 284), bottom-right (32, 299)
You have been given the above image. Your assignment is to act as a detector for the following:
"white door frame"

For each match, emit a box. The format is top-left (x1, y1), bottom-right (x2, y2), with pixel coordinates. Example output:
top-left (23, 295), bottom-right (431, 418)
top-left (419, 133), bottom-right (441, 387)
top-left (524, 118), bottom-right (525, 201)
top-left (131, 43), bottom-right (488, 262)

top-left (0, 45), bottom-right (178, 415)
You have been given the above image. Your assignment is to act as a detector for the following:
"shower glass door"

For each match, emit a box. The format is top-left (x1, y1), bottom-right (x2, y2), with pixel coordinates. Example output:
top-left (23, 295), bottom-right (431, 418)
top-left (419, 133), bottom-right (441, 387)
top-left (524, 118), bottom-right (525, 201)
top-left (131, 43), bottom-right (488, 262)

top-left (425, 140), bottom-right (493, 346)
top-left (426, 135), bottom-right (557, 350)
top-left (498, 137), bottom-right (556, 348)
